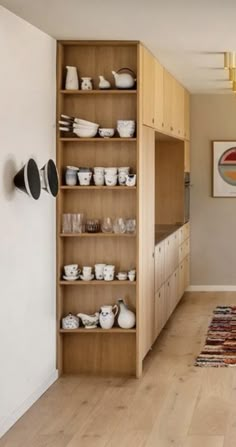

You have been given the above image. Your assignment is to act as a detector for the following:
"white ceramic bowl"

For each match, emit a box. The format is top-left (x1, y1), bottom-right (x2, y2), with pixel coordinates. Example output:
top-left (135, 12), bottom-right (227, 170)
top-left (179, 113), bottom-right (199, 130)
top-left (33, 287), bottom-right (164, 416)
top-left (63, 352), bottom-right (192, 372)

top-left (99, 128), bottom-right (115, 138)
top-left (74, 127), bottom-right (98, 138)
top-left (74, 118), bottom-right (99, 127)
top-left (117, 129), bottom-right (135, 138)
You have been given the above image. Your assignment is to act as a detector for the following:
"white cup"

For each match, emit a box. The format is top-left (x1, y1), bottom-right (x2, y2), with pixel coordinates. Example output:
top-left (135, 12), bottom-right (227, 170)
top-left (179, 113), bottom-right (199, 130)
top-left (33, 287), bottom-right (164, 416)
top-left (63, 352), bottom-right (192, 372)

top-left (128, 273), bottom-right (135, 281)
top-left (118, 172), bottom-right (127, 186)
top-left (104, 271), bottom-right (115, 281)
top-left (93, 173), bottom-right (104, 186)
top-left (78, 172), bottom-right (92, 186)
top-left (126, 174), bottom-right (136, 187)
top-left (118, 167), bottom-right (130, 175)
top-left (105, 174), bottom-right (117, 186)
top-left (83, 266), bottom-right (92, 276)
top-left (104, 167), bottom-right (117, 175)
top-left (95, 263), bottom-right (106, 280)
top-left (104, 265), bottom-right (115, 274)
top-left (94, 167), bottom-right (105, 175)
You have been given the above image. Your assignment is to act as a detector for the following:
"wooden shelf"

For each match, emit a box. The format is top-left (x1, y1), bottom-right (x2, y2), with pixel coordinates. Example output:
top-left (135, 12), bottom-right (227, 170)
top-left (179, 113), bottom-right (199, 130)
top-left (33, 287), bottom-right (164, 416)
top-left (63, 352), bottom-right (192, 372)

top-left (59, 137), bottom-right (137, 142)
top-left (60, 90), bottom-right (137, 95)
top-left (59, 280), bottom-right (136, 286)
top-left (60, 185), bottom-right (136, 190)
top-left (60, 233), bottom-right (136, 237)
top-left (59, 328), bottom-right (136, 334)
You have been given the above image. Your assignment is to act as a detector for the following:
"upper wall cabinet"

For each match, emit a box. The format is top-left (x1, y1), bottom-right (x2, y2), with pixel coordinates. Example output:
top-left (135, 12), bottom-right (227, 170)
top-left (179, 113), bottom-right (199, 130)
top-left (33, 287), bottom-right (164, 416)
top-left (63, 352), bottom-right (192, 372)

top-left (142, 46), bottom-right (155, 127)
top-left (154, 59), bottom-right (164, 131)
top-left (141, 44), bottom-right (190, 143)
top-left (184, 90), bottom-right (190, 140)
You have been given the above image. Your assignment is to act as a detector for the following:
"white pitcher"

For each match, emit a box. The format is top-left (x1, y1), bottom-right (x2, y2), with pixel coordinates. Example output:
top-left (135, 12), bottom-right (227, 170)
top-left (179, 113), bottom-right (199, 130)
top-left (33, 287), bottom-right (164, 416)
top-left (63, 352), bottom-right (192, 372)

top-left (65, 66), bottom-right (79, 90)
top-left (99, 305), bottom-right (118, 329)
top-left (117, 299), bottom-right (136, 329)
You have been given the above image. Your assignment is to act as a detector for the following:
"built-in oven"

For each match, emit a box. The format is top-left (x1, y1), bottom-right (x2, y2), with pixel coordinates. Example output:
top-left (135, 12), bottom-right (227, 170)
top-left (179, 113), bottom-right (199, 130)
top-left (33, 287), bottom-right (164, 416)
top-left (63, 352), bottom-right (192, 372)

top-left (184, 172), bottom-right (190, 223)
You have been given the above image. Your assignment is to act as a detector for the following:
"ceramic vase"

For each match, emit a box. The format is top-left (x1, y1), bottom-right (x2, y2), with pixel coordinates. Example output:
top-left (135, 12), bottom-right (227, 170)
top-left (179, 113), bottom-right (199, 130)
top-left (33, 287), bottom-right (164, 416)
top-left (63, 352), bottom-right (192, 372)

top-left (65, 66), bottom-right (79, 90)
top-left (117, 299), bottom-right (136, 329)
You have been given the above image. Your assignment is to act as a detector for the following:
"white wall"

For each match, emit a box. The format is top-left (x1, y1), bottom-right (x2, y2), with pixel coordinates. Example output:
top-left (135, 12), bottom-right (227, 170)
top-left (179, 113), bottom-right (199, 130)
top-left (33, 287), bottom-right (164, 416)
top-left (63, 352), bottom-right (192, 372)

top-left (190, 94), bottom-right (236, 288)
top-left (0, 7), bottom-right (57, 436)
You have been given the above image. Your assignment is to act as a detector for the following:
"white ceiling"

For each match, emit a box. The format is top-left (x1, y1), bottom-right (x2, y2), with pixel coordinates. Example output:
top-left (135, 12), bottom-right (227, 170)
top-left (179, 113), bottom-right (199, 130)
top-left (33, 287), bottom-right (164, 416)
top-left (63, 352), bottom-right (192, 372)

top-left (2, 0), bottom-right (236, 93)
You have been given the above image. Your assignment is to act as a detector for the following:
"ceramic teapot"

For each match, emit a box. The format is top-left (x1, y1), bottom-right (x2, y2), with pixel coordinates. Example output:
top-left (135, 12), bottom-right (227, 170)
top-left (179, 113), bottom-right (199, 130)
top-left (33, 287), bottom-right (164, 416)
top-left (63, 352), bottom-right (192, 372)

top-left (99, 305), bottom-right (118, 329)
top-left (112, 68), bottom-right (136, 89)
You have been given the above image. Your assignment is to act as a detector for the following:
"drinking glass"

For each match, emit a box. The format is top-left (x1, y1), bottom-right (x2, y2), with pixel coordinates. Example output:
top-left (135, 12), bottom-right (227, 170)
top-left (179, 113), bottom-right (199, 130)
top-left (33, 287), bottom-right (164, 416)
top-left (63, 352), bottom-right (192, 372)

top-left (72, 213), bottom-right (85, 233)
top-left (101, 217), bottom-right (113, 233)
top-left (125, 218), bottom-right (136, 234)
top-left (113, 217), bottom-right (126, 234)
top-left (62, 213), bottom-right (72, 233)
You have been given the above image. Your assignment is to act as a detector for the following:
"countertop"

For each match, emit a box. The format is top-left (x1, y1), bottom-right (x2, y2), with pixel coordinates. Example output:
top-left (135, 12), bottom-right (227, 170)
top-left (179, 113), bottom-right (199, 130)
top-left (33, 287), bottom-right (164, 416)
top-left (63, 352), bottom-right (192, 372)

top-left (155, 224), bottom-right (183, 245)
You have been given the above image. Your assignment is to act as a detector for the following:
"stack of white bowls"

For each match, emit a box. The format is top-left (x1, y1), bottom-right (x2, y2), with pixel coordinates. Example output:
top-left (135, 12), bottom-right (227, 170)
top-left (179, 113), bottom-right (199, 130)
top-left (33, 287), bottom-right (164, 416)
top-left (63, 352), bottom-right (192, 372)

top-left (117, 120), bottom-right (135, 138)
top-left (73, 119), bottom-right (99, 138)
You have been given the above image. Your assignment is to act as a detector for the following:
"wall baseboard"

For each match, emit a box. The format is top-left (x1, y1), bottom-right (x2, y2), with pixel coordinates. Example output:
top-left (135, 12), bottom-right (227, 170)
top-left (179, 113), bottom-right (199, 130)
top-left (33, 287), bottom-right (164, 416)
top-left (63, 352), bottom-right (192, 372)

top-left (187, 285), bottom-right (236, 292)
top-left (0, 369), bottom-right (58, 438)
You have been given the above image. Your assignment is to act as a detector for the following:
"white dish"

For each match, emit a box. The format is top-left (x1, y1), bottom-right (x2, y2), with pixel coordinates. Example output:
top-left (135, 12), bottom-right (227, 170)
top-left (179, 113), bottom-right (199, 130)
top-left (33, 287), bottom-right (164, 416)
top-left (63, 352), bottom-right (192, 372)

top-left (74, 127), bottom-right (98, 138)
top-left (63, 275), bottom-right (80, 281)
top-left (116, 275), bottom-right (128, 281)
top-left (80, 274), bottom-right (95, 281)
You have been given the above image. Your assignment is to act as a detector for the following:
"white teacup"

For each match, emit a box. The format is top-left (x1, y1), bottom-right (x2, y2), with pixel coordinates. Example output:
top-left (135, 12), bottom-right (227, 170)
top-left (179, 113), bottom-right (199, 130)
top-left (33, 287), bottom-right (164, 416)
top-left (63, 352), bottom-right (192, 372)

top-left (83, 266), bottom-right (92, 276)
top-left (94, 167), bottom-right (105, 175)
top-left (118, 167), bottom-right (130, 175)
top-left (78, 172), bottom-right (92, 186)
top-left (118, 172), bottom-right (127, 186)
top-left (128, 273), bottom-right (135, 281)
top-left (126, 174), bottom-right (136, 187)
top-left (104, 271), bottom-right (115, 281)
top-left (104, 167), bottom-right (117, 175)
top-left (104, 265), bottom-right (115, 273)
top-left (95, 263), bottom-right (106, 280)
top-left (105, 175), bottom-right (117, 186)
top-left (64, 264), bottom-right (79, 276)
top-left (93, 174), bottom-right (104, 186)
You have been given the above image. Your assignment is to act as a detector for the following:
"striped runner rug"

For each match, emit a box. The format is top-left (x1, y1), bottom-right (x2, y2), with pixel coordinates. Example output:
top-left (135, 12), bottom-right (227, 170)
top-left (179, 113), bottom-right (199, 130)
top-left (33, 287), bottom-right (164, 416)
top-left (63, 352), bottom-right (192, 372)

top-left (195, 305), bottom-right (236, 367)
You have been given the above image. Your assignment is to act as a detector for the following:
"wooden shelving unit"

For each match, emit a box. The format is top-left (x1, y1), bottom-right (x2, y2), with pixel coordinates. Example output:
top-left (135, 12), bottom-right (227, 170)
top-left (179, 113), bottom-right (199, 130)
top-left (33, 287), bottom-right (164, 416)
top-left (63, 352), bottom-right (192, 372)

top-left (57, 40), bottom-right (138, 376)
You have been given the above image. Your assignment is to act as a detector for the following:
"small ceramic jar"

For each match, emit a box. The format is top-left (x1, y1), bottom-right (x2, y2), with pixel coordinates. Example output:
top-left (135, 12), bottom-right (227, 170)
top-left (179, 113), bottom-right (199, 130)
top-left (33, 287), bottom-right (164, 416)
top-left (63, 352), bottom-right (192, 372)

top-left (62, 313), bottom-right (79, 329)
top-left (81, 77), bottom-right (93, 90)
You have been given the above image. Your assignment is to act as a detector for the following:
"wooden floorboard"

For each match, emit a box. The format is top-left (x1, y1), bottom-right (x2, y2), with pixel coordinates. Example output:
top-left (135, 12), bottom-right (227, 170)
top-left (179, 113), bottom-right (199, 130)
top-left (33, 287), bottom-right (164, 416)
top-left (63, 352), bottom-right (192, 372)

top-left (1, 292), bottom-right (236, 447)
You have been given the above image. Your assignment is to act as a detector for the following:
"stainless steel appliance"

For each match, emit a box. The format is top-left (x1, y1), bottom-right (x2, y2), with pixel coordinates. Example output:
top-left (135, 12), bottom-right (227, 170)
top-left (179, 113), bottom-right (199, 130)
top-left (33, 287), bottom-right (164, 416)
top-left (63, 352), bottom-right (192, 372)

top-left (184, 173), bottom-right (190, 222)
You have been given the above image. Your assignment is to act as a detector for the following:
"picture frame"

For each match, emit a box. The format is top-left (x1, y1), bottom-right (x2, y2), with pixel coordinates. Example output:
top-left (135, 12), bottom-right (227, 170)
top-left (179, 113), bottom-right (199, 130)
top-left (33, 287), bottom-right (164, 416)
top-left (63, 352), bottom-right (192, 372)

top-left (213, 141), bottom-right (236, 197)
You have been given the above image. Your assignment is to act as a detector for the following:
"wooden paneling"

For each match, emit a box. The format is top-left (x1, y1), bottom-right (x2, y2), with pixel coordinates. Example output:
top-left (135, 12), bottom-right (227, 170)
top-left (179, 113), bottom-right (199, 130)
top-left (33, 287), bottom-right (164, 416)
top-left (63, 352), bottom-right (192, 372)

top-left (155, 140), bottom-right (185, 225)
top-left (142, 46), bottom-right (155, 127)
top-left (154, 284), bottom-right (165, 339)
top-left (163, 69), bottom-right (173, 134)
top-left (138, 125), bottom-right (155, 360)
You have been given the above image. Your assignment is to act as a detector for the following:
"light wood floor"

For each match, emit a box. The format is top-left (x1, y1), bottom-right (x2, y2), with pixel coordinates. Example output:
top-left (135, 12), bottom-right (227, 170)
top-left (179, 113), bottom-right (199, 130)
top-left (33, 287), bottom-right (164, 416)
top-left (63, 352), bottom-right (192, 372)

top-left (1, 292), bottom-right (236, 447)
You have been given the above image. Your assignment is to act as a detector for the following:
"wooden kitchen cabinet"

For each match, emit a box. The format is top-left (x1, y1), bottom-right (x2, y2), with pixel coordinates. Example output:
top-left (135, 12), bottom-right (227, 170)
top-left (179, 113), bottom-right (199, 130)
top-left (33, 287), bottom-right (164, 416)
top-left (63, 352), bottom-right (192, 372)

top-left (154, 59), bottom-right (164, 131)
top-left (184, 89), bottom-right (190, 140)
top-left (163, 69), bottom-right (173, 134)
top-left (154, 284), bottom-right (165, 339)
top-left (142, 46), bottom-right (155, 127)
top-left (179, 260), bottom-right (185, 300)
top-left (184, 255), bottom-right (190, 289)
top-left (155, 240), bottom-right (165, 292)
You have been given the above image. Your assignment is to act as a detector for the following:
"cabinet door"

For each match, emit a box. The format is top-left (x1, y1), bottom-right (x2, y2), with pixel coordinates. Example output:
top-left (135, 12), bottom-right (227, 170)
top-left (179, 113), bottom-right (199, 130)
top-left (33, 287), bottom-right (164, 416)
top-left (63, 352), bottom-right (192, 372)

top-left (163, 69), bottom-right (173, 134)
top-left (170, 268), bottom-right (179, 311)
top-left (184, 89), bottom-right (190, 140)
top-left (184, 140), bottom-right (190, 172)
top-left (139, 125), bottom-right (155, 359)
top-left (178, 84), bottom-right (185, 138)
top-left (154, 284), bottom-right (165, 340)
top-left (172, 232), bottom-right (179, 270)
top-left (155, 241), bottom-right (165, 292)
top-left (184, 255), bottom-right (190, 290)
top-left (164, 236), bottom-right (171, 280)
top-left (142, 46), bottom-right (155, 127)
top-left (179, 261), bottom-right (185, 300)
top-left (164, 279), bottom-right (171, 321)
top-left (154, 59), bottom-right (164, 131)
top-left (179, 241), bottom-right (185, 264)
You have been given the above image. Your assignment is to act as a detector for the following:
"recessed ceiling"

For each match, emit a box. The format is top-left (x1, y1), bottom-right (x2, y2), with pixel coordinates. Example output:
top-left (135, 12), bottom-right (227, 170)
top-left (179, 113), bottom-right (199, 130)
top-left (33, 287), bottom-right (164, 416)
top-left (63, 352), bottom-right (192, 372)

top-left (2, 0), bottom-right (236, 93)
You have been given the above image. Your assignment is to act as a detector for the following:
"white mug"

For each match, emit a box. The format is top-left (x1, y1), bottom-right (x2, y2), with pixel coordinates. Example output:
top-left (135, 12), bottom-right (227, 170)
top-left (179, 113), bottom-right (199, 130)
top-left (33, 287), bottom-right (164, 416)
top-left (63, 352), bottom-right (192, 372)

top-left (126, 174), bottom-right (136, 187)
top-left (104, 271), bottom-right (115, 281)
top-left (78, 172), bottom-right (92, 186)
top-left (93, 174), bottom-right (104, 186)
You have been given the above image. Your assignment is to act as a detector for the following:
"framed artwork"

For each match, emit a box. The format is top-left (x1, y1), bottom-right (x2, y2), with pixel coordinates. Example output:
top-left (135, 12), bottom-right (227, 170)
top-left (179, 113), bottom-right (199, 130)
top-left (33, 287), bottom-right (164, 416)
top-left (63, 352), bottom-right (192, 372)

top-left (213, 141), bottom-right (236, 197)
